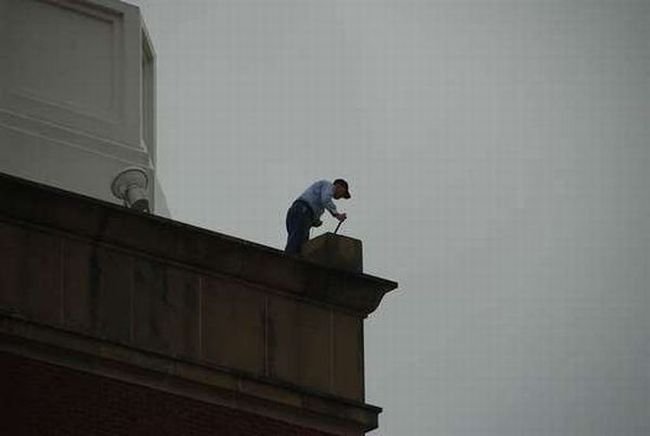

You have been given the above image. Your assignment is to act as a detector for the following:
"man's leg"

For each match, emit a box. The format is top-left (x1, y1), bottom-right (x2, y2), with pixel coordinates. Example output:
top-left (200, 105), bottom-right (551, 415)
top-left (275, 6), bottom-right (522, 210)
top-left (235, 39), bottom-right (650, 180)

top-left (285, 202), bottom-right (311, 254)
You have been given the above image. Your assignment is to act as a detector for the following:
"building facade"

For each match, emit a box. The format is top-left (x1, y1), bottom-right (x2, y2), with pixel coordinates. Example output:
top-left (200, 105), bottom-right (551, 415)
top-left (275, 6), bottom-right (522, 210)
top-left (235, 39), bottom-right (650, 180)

top-left (0, 1), bottom-right (397, 433)
top-left (0, 173), bottom-right (397, 435)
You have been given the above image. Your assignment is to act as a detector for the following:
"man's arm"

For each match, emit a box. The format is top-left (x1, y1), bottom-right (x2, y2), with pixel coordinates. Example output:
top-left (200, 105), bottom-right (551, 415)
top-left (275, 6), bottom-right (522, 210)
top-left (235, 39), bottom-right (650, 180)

top-left (320, 182), bottom-right (338, 216)
top-left (321, 182), bottom-right (347, 222)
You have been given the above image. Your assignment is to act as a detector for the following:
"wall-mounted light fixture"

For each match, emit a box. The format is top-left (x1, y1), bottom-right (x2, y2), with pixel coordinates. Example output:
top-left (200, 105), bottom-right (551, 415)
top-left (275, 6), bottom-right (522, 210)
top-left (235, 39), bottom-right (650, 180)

top-left (111, 167), bottom-right (150, 212)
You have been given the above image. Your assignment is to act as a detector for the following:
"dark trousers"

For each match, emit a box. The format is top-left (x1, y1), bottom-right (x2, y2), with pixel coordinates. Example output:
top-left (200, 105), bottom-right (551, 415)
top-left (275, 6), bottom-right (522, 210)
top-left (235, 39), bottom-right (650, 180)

top-left (285, 200), bottom-right (313, 254)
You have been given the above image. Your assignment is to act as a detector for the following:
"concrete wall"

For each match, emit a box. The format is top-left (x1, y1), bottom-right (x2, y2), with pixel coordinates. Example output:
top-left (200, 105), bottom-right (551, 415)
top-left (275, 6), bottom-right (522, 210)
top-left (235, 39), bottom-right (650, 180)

top-left (0, 0), bottom-right (160, 212)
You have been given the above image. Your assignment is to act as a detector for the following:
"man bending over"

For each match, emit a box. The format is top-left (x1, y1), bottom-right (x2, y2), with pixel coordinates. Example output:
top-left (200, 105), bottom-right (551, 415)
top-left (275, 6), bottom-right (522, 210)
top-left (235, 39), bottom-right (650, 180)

top-left (284, 179), bottom-right (350, 255)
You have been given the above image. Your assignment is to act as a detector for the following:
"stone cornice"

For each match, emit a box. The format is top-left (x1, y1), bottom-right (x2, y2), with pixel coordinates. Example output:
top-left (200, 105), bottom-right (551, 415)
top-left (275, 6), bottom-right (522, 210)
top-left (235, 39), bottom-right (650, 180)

top-left (0, 172), bottom-right (397, 317)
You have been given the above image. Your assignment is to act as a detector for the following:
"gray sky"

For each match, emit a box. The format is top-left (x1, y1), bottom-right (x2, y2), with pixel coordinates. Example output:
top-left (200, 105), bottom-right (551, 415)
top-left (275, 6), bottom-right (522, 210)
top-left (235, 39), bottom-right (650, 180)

top-left (130, 1), bottom-right (649, 434)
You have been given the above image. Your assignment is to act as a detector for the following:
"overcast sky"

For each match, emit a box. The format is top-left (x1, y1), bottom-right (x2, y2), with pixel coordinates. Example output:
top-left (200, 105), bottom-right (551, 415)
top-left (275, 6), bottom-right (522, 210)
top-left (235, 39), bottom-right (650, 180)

top-left (130, 1), bottom-right (649, 434)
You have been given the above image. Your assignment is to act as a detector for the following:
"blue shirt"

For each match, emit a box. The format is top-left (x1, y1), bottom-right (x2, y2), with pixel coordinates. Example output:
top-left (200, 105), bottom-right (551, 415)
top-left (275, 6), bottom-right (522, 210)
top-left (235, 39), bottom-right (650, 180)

top-left (297, 180), bottom-right (338, 220)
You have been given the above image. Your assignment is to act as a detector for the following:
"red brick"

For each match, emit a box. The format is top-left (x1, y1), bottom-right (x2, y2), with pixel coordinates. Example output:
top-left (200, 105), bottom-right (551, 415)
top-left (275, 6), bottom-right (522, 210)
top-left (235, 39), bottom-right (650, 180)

top-left (0, 352), bottom-right (335, 436)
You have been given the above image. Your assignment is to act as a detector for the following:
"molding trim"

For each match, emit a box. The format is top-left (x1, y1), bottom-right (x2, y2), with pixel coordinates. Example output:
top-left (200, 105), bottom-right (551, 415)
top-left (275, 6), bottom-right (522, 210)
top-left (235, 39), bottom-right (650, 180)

top-left (0, 109), bottom-right (150, 167)
top-left (0, 315), bottom-right (379, 435)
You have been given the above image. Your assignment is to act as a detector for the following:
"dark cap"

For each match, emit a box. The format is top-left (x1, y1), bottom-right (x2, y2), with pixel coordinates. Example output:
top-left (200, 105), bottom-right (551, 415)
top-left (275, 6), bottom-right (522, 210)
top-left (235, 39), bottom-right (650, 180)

top-left (333, 178), bottom-right (351, 199)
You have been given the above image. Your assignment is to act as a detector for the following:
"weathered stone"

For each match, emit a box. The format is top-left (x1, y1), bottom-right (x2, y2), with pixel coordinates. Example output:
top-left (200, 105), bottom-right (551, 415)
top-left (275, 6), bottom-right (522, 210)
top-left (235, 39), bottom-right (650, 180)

top-left (133, 260), bottom-right (200, 359)
top-left (238, 378), bottom-right (303, 408)
top-left (89, 246), bottom-right (133, 343)
top-left (0, 173), bottom-right (397, 317)
top-left (62, 239), bottom-right (95, 332)
top-left (0, 222), bottom-right (62, 325)
top-left (332, 313), bottom-right (364, 400)
top-left (201, 277), bottom-right (265, 375)
top-left (302, 233), bottom-right (363, 274)
top-left (267, 296), bottom-right (332, 393)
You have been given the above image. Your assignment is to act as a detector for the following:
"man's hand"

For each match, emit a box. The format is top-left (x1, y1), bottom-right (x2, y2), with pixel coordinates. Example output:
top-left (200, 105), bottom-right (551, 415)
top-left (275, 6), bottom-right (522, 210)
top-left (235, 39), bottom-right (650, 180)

top-left (334, 212), bottom-right (347, 222)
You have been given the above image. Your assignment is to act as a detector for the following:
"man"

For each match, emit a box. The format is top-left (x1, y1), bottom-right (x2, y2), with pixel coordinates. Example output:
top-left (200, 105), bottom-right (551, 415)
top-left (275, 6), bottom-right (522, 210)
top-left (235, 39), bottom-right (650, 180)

top-left (285, 179), bottom-right (351, 255)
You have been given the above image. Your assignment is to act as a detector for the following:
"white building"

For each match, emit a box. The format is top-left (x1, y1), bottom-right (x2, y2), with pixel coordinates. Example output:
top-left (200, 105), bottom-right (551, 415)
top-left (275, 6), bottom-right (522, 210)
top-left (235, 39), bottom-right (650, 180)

top-left (0, 0), bottom-right (169, 216)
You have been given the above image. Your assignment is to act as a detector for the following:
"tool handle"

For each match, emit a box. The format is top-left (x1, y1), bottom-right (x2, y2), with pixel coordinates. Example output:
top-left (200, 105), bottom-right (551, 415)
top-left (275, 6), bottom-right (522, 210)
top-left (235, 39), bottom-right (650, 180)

top-left (334, 221), bottom-right (343, 234)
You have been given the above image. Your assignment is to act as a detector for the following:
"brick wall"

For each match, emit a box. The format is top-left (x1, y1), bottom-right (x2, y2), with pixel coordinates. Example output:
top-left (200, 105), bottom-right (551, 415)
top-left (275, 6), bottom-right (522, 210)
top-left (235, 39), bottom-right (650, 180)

top-left (0, 352), bottom-right (334, 436)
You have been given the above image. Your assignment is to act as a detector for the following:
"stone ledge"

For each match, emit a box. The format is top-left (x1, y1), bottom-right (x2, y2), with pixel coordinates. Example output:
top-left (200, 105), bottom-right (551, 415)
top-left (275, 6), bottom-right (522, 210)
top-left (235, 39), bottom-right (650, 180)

top-left (0, 172), bottom-right (397, 317)
top-left (0, 315), bottom-right (381, 434)
top-left (303, 233), bottom-right (363, 274)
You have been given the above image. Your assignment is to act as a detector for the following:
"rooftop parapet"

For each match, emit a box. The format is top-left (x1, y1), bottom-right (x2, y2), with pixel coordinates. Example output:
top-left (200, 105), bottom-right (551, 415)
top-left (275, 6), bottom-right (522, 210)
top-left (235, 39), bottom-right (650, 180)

top-left (0, 172), bottom-right (397, 434)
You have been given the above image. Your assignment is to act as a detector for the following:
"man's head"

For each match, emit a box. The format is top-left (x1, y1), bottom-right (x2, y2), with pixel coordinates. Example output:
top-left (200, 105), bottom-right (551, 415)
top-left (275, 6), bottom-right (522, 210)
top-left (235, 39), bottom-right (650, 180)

top-left (333, 179), bottom-right (351, 199)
